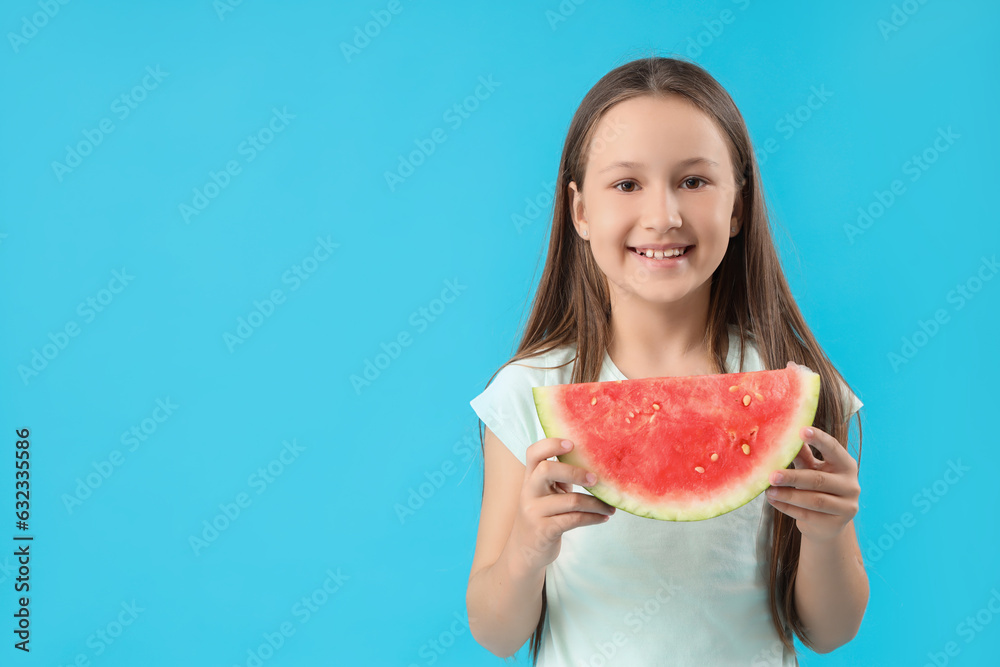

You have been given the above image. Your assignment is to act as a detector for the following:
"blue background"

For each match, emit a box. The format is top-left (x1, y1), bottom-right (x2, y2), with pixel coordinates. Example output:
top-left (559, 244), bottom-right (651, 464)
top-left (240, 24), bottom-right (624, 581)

top-left (1, 0), bottom-right (997, 665)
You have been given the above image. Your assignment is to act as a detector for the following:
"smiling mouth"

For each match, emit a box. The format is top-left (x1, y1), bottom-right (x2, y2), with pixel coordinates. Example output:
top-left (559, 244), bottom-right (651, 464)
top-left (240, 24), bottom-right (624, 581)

top-left (627, 246), bottom-right (693, 259)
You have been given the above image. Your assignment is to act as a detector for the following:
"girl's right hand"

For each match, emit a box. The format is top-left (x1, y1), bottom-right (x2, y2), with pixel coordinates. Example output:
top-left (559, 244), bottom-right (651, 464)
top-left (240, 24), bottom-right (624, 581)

top-left (509, 438), bottom-right (617, 572)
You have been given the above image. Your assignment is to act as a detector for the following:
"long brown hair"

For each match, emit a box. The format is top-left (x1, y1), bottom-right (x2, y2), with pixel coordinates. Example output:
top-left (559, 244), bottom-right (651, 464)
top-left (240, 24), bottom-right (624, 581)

top-left (476, 53), bottom-right (864, 664)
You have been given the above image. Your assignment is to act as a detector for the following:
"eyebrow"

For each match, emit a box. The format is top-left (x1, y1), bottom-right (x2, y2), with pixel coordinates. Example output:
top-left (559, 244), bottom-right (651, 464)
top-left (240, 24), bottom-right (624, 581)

top-left (598, 157), bottom-right (719, 173)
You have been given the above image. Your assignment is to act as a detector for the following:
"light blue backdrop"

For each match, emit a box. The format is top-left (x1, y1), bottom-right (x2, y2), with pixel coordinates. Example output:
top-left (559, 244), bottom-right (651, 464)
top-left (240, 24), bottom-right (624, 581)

top-left (2, 1), bottom-right (997, 665)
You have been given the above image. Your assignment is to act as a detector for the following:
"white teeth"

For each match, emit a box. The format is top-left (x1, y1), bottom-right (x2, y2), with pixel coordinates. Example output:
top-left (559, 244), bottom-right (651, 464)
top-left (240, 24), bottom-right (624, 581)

top-left (635, 247), bottom-right (686, 259)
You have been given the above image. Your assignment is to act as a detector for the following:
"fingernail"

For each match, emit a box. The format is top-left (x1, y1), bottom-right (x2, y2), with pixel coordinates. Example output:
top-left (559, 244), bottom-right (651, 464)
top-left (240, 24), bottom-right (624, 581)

top-left (766, 488), bottom-right (778, 497)
top-left (772, 472), bottom-right (784, 484)
top-left (804, 428), bottom-right (814, 439)
top-left (562, 440), bottom-right (572, 450)
top-left (586, 473), bottom-right (596, 485)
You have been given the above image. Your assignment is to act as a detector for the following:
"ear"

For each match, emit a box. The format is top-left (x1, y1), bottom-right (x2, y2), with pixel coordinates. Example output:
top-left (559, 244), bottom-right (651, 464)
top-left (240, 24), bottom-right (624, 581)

top-left (730, 187), bottom-right (743, 236)
top-left (568, 181), bottom-right (586, 233)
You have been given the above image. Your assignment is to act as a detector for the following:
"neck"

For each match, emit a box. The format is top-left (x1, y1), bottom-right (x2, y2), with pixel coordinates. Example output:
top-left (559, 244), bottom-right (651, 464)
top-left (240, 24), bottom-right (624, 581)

top-left (606, 281), bottom-right (720, 378)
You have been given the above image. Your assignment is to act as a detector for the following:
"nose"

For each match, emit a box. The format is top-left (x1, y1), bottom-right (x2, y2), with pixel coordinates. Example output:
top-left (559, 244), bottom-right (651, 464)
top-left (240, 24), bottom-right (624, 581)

top-left (644, 186), bottom-right (682, 232)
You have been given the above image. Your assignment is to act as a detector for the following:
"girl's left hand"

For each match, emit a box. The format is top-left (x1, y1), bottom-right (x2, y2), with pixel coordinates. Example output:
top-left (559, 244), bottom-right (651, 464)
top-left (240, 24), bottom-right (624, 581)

top-left (765, 426), bottom-right (860, 543)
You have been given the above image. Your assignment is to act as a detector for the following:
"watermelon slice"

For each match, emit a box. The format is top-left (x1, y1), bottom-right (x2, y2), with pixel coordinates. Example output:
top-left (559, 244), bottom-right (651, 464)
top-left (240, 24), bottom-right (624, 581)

top-left (531, 361), bottom-right (821, 521)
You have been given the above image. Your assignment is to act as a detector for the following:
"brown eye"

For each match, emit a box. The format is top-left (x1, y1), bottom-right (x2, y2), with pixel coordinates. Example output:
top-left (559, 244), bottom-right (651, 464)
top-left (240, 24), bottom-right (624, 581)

top-left (615, 180), bottom-right (638, 193)
top-left (683, 177), bottom-right (707, 189)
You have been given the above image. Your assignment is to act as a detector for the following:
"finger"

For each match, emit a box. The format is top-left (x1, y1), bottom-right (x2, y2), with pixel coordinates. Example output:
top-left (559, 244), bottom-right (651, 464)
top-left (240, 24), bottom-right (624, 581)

top-left (525, 439), bottom-right (581, 496)
top-left (769, 466), bottom-right (856, 500)
top-left (545, 511), bottom-right (614, 540)
top-left (528, 458), bottom-right (598, 497)
top-left (524, 439), bottom-right (590, 490)
top-left (766, 496), bottom-right (829, 523)
top-left (525, 438), bottom-right (576, 475)
top-left (799, 426), bottom-right (855, 472)
top-left (544, 491), bottom-right (617, 518)
top-left (791, 441), bottom-right (822, 471)
top-left (765, 486), bottom-right (855, 516)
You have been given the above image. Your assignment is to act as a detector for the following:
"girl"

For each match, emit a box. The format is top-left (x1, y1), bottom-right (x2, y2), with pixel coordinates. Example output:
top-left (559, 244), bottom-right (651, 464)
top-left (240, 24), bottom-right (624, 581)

top-left (466, 56), bottom-right (867, 666)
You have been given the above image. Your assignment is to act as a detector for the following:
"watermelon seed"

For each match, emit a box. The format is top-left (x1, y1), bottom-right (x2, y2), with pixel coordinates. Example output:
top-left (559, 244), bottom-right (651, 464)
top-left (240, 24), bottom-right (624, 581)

top-left (694, 466), bottom-right (705, 473)
top-left (625, 417), bottom-right (631, 424)
top-left (710, 453), bottom-right (718, 461)
top-left (742, 444), bottom-right (751, 455)
top-left (742, 394), bottom-right (752, 406)
top-left (755, 392), bottom-right (764, 402)
top-left (729, 385), bottom-right (739, 392)
top-left (652, 403), bottom-right (660, 410)
top-left (628, 411), bottom-right (635, 418)
top-left (591, 396), bottom-right (597, 405)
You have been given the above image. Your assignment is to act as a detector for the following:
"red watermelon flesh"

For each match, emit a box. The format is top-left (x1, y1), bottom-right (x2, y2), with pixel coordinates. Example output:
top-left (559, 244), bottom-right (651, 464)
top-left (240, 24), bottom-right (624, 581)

top-left (531, 361), bottom-right (821, 521)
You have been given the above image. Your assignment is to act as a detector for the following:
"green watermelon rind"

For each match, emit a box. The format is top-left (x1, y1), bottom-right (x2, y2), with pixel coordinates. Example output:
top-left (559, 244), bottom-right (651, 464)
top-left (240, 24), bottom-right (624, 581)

top-left (532, 363), bottom-right (822, 522)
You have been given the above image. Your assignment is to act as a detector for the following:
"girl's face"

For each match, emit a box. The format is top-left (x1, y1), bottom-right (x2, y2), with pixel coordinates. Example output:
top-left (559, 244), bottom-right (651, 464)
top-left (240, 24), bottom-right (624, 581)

top-left (568, 94), bottom-right (741, 309)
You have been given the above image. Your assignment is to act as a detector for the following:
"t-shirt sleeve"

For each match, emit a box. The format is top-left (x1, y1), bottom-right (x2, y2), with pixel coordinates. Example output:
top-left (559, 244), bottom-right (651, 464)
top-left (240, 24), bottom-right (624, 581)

top-left (837, 376), bottom-right (864, 423)
top-left (469, 362), bottom-right (545, 466)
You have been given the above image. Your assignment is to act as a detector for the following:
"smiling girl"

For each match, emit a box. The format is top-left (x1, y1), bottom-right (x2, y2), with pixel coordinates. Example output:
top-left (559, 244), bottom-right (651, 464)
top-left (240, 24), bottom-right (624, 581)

top-left (466, 56), bottom-right (867, 666)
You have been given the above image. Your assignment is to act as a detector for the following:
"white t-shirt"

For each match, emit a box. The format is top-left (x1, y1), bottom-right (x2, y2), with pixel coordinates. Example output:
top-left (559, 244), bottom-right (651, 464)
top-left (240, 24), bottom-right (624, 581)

top-left (469, 325), bottom-right (863, 667)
